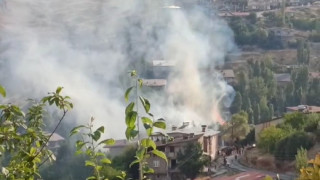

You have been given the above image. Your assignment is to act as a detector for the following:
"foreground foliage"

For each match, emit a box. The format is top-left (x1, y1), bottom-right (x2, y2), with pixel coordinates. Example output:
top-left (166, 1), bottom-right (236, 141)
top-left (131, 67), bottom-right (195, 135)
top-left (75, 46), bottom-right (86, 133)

top-left (124, 70), bottom-right (167, 179)
top-left (299, 154), bottom-right (320, 180)
top-left (177, 143), bottom-right (210, 179)
top-left (70, 117), bottom-right (121, 180)
top-left (0, 85), bottom-right (73, 179)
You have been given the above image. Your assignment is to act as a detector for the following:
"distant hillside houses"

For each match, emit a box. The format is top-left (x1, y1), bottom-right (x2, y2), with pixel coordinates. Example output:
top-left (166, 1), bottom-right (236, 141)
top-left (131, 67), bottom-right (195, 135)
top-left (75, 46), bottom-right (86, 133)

top-left (105, 122), bottom-right (221, 180)
top-left (274, 73), bottom-right (291, 86)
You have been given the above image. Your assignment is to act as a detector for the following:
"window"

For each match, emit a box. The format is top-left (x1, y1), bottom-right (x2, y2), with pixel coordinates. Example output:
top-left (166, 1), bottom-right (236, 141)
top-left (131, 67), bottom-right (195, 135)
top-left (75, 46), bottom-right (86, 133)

top-left (169, 146), bottom-right (174, 153)
top-left (153, 160), bottom-right (160, 167)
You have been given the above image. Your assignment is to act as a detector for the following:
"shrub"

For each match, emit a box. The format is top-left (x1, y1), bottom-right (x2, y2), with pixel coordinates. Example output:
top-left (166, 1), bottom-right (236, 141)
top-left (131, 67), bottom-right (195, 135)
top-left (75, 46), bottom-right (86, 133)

top-left (258, 126), bottom-right (286, 153)
top-left (274, 131), bottom-right (314, 161)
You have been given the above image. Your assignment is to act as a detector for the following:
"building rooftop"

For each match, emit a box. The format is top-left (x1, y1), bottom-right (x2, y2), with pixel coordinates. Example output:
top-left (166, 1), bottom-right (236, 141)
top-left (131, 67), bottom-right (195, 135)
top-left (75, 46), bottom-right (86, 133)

top-left (46, 133), bottom-right (65, 142)
top-left (220, 69), bottom-right (235, 78)
top-left (218, 12), bottom-right (250, 17)
top-left (274, 73), bottom-right (291, 82)
top-left (152, 60), bottom-right (175, 67)
top-left (309, 72), bottom-right (320, 79)
top-left (143, 79), bottom-right (167, 87)
top-left (151, 122), bottom-right (220, 146)
top-left (286, 105), bottom-right (320, 113)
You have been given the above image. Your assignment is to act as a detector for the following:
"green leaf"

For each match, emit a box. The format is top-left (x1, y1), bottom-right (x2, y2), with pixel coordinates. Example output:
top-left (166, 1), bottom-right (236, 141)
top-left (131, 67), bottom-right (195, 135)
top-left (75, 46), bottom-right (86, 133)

top-left (98, 139), bottom-right (115, 146)
top-left (12, 105), bottom-right (24, 117)
top-left (76, 140), bottom-right (86, 150)
top-left (125, 102), bottom-right (135, 115)
top-left (70, 125), bottom-right (86, 136)
top-left (96, 126), bottom-right (104, 133)
top-left (142, 117), bottom-right (153, 130)
top-left (30, 147), bottom-right (37, 155)
top-left (85, 160), bottom-right (96, 167)
top-left (146, 128), bottom-right (153, 136)
top-left (36, 141), bottom-right (41, 148)
top-left (124, 86), bottom-right (134, 102)
top-left (136, 147), bottom-right (145, 160)
top-left (141, 138), bottom-right (156, 150)
top-left (153, 121), bottom-right (166, 129)
top-left (0, 85), bottom-right (6, 98)
top-left (101, 158), bottom-right (111, 164)
top-left (125, 111), bottom-right (137, 128)
top-left (96, 152), bottom-right (105, 157)
top-left (41, 96), bottom-right (50, 103)
top-left (92, 130), bottom-right (101, 142)
top-left (141, 117), bottom-right (153, 125)
top-left (139, 96), bottom-right (151, 113)
top-left (138, 79), bottom-right (143, 88)
top-left (125, 127), bottom-right (133, 140)
top-left (129, 159), bottom-right (140, 168)
top-left (152, 149), bottom-right (167, 163)
top-left (56, 86), bottom-right (63, 94)
top-left (143, 166), bottom-right (154, 174)
top-left (130, 70), bottom-right (137, 77)
top-left (125, 127), bottom-right (138, 140)
top-left (75, 150), bottom-right (83, 155)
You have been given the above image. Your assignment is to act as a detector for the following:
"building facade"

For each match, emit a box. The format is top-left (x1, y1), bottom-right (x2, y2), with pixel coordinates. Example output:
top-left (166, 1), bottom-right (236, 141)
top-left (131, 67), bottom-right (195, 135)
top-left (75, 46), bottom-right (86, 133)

top-left (147, 123), bottom-right (220, 180)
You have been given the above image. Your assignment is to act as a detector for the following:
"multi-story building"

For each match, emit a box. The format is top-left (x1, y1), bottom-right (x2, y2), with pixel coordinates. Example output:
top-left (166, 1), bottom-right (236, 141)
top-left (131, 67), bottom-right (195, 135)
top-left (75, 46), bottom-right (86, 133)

top-left (147, 122), bottom-right (220, 180)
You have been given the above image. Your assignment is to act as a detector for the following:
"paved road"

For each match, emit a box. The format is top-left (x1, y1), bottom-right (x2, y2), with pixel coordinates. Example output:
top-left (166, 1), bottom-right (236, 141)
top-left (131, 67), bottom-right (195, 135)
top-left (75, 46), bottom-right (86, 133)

top-left (226, 155), bottom-right (297, 180)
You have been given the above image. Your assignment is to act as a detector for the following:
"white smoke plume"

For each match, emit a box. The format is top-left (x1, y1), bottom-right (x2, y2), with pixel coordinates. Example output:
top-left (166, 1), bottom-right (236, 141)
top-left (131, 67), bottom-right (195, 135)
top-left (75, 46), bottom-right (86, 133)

top-left (0, 0), bottom-right (235, 138)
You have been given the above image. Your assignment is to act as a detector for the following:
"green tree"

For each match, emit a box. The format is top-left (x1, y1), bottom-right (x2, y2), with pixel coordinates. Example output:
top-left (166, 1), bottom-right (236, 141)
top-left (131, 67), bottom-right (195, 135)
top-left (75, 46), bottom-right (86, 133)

top-left (112, 146), bottom-right (139, 179)
top-left (247, 12), bottom-right (257, 24)
top-left (296, 147), bottom-right (308, 173)
top-left (249, 77), bottom-right (268, 104)
top-left (297, 39), bottom-right (310, 65)
top-left (0, 86), bottom-right (73, 179)
top-left (307, 78), bottom-right (320, 106)
top-left (221, 111), bottom-right (250, 143)
top-left (258, 126), bottom-right (286, 153)
top-left (124, 70), bottom-right (167, 180)
top-left (284, 112), bottom-right (306, 130)
top-left (275, 88), bottom-right (286, 116)
top-left (230, 91), bottom-right (242, 114)
top-left (259, 97), bottom-right (270, 122)
top-left (70, 118), bottom-right (117, 180)
top-left (177, 143), bottom-right (209, 179)
top-left (269, 104), bottom-right (274, 120)
top-left (274, 131), bottom-right (313, 161)
top-left (237, 71), bottom-right (248, 94)
top-left (242, 92), bottom-right (252, 112)
top-left (253, 103), bottom-right (261, 124)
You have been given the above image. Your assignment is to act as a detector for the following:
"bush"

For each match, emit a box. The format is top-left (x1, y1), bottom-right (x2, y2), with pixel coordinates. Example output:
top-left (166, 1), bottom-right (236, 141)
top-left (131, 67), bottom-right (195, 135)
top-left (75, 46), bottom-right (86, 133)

top-left (304, 114), bottom-right (320, 133)
top-left (284, 112), bottom-right (306, 130)
top-left (258, 126), bottom-right (286, 153)
top-left (274, 131), bottom-right (314, 161)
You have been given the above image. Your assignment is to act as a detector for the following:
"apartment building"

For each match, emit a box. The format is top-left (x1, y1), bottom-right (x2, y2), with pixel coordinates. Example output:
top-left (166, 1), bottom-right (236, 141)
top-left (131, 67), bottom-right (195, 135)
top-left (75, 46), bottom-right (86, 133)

top-left (147, 122), bottom-right (220, 180)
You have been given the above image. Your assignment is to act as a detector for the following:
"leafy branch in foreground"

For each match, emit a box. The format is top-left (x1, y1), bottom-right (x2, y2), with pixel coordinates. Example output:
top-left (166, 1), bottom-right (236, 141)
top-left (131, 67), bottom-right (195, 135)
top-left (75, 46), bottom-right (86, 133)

top-left (124, 70), bottom-right (167, 180)
top-left (0, 86), bottom-right (72, 179)
top-left (70, 117), bottom-right (126, 180)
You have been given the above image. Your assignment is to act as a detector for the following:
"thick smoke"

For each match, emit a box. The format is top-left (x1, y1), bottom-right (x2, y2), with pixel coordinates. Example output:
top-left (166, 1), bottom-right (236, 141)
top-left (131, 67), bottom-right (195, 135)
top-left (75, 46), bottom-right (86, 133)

top-left (0, 0), bottom-right (235, 138)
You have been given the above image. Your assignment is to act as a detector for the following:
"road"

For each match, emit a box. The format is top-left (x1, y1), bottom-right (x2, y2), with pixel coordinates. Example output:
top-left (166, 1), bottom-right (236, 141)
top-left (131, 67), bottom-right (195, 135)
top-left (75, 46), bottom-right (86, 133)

top-left (225, 155), bottom-right (297, 180)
